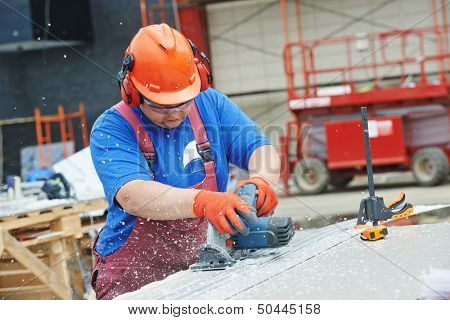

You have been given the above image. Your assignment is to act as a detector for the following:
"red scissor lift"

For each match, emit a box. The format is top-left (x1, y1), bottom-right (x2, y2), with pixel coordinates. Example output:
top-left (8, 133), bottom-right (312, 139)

top-left (279, 0), bottom-right (450, 194)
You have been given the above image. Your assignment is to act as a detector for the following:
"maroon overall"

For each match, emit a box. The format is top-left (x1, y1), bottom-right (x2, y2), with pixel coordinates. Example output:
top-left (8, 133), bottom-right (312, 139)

top-left (91, 101), bottom-right (217, 300)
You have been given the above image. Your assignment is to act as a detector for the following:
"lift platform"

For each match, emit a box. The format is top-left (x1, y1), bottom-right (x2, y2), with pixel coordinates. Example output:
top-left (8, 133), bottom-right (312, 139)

top-left (279, 0), bottom-right (450, 195)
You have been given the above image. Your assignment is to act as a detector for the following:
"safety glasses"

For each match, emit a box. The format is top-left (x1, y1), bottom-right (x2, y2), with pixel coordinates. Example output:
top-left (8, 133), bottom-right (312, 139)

top-left (143, 96), bottom-right (193, 114)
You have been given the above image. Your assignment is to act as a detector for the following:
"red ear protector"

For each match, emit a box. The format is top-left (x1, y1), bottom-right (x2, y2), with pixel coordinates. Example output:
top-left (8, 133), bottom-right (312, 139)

top-left (117, 40), bottom-right (213, 106)
top-left (117, 53), bottom-right (141, 106)
top-left (187, 39), bottom-right (213, 91)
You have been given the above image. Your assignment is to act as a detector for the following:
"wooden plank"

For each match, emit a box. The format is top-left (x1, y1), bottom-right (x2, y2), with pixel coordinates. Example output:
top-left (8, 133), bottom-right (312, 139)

top-left (55, 215), bottom-right (82, 238)
top-left (1, 228), bottom-right (71, 300)
top-left (80, 198), bottom-right (108, 211)
top-left (1, 251), bottom-right (46, 260)
top-left (0, 272), bottom-right (43, 288)
top-left (49, 216), bottom-right (77, 299)
top-left (0, 201), bottom-right (75, 220)
top-left (0, 198), bottom-right (107, 231)
top-left (0, 228), bottom-right (3, 256)
top-left (0, 285), bottom-right (47, 293)
top-left (1, 209), bottom-right (77, 231)
top-left (81, 222), bottom-right (105, 234)
top-left (66, 239), bottom-right (86, 299)
top-left (49, 239), bottom-right (71, 299)
top-left (0, 116), bottom-right (35, 126)
top-left (21, 232), bottom-right (65, 247)
top-left (0, 269), bottom-right (31, 276)
top-left (1, 216), bottom-right (18, 222)
top-left (1, 289), bottom-right (55, 300)
top-left (0, 198), bottom-right (106, 221)
top-left (27, 212), bottom-right (42, 217)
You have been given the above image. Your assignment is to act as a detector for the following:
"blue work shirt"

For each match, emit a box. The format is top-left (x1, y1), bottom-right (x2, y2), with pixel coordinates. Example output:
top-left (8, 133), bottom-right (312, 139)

top-left (90, 88), bottom-right (271, 256)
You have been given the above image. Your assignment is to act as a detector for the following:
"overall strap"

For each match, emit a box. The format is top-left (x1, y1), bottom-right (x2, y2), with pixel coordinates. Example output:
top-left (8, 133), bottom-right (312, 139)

top-left (188, 102), bottom-right (214, 163)
top-left (114, 102), bottom-right (156, 173)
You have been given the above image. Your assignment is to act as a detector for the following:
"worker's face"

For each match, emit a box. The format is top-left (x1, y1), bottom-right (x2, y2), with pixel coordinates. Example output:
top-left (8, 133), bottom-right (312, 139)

top-left (140, 97), bottom-right (193, 129)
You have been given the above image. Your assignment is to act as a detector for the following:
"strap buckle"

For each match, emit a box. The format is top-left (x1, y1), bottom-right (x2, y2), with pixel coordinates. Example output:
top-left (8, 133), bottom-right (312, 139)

top-left (143, 152), bottom-right (156, 172)
top-left (196, 143), bottom-right (214, 163)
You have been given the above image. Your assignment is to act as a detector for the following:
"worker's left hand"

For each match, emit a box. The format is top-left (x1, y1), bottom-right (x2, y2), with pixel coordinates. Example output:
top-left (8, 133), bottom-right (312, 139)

top-left (234, 176), bottom-right (278, 216)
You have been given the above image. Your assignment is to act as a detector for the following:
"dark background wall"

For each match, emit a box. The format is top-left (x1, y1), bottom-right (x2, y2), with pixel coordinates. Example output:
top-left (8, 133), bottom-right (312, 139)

top-left (0, 0), bottom-right (144, 179)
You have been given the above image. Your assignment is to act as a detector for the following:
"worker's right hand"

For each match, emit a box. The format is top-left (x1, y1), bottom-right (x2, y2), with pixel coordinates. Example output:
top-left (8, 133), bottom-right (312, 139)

top-left (193, 190), bottom-right (258, 235)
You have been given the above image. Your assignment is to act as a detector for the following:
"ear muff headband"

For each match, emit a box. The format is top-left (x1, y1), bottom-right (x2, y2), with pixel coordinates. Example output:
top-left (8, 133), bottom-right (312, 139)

top-left (117, 53), bottom-right (142, 106)
top-left (188, 39), bottom-right (213, 88)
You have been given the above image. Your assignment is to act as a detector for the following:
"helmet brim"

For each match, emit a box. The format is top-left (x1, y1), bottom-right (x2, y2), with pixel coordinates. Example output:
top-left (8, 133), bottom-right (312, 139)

top-left (131, 73), bottom-right (201, 106)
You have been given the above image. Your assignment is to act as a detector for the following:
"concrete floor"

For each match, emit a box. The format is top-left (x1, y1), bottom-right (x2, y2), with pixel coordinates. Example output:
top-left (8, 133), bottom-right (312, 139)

top-left (276, 172), bottom-right (450, 227)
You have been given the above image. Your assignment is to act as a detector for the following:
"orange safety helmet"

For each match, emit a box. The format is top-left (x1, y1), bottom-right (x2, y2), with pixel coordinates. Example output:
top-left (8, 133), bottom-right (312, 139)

top-left (117, 23), bottom-right (212, 106)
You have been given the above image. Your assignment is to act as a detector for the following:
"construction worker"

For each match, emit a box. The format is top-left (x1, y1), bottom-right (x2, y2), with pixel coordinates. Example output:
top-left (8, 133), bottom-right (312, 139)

top-left (90, 24), bottom-right (280, 300)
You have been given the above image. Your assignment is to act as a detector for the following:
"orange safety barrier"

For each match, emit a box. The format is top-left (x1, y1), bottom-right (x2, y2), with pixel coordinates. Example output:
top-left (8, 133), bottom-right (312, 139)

top-left (34, 103), bottom-right (89, 168)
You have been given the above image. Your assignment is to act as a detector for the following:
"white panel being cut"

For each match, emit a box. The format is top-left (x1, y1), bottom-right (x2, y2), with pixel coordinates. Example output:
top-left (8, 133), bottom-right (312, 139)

top-left (117, 210), bottom-right (450, 300)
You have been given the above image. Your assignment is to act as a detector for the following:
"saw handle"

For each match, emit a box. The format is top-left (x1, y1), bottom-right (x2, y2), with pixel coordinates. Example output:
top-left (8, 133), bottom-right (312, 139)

top-left (235, 183), bottom-right (258, 207)
top-left (233, 183), bottom-right (259, 234)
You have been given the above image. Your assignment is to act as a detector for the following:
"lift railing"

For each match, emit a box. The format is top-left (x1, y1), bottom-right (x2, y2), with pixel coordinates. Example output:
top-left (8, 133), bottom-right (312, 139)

top-left (283, 25), bottom-right (450, 101)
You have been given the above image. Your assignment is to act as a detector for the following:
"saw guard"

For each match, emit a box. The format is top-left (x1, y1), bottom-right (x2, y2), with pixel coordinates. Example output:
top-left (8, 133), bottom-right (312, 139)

top-left (190, 244), bottom-right (235, 271)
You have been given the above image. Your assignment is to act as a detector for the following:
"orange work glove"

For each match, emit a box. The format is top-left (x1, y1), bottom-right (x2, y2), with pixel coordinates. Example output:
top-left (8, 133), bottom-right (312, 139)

top-left (193, 190), bottom-right (258, 235)
top-left (234, 177), bottom-right (278, 217)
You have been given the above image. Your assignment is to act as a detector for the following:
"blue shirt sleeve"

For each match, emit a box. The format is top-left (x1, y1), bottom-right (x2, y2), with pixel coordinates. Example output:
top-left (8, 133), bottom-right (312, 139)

top-left (212, 89), bottom-right (271, 170)
top-left (90, 109), bottom-right (153, 204)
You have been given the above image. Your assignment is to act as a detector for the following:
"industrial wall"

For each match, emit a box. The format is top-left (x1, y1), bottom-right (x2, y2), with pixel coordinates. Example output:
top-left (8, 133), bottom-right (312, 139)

top-left (206, 0), bottom-right (449, 144)
top-left (0, 0), bottom-right (143, 178)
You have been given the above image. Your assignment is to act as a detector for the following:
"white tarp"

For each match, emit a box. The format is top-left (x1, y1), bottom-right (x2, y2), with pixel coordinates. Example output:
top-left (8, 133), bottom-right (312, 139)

top-left (52, 147), bottom-right (105, 201)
